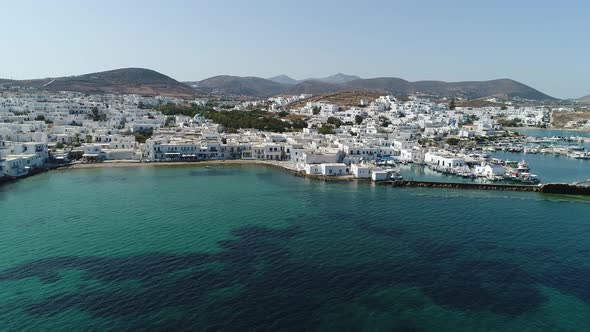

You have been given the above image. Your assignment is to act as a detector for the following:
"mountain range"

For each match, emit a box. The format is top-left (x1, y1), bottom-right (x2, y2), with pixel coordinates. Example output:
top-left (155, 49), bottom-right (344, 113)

top-left (268, 73), bottom-right (361, 85)
top-left (192, 74), bottom-right (556, 100)
top-left (578, 94), bottom-right (590, 103)
top-left (1, 68), bottom-right (557, 101)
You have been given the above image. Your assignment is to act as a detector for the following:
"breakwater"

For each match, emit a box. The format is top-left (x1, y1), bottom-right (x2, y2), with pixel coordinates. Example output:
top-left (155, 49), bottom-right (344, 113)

top-left (380, 180), bottom-right (540, 192)
top-left (377, 180), bottom-right (590, 196)
top-left (541, 183), bottom-right (590, 195)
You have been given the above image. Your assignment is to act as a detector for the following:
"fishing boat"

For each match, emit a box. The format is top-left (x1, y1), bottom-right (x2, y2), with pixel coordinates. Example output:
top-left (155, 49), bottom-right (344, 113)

top-left (517, 160), bottom-right (530, 172)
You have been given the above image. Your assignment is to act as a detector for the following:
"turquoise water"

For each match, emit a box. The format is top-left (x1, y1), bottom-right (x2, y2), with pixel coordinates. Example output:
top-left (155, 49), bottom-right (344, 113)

top-left (1, 165), bottom-right (590, 331)
top-left (398, 128), bottom-right (590, 184)
top-left (398, 154), bottom-right (589, 184)
top-left (514, 128), bottom-right (590, 138)
top-left (491, 151), bottom-right (590, 183)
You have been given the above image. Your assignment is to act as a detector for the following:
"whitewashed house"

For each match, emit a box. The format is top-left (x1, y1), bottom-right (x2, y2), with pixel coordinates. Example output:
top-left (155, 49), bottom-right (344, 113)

top-left (350, 163), bottom-right (371, 178)
top-left (320, 163), bottom-right (348, 176)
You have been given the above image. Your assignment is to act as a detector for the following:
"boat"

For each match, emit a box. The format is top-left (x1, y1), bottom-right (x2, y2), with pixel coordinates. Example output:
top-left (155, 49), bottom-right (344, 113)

top-left (505, 160), bottom-right (518, 168)
top-left (517, 160), bottom-right (530, 172)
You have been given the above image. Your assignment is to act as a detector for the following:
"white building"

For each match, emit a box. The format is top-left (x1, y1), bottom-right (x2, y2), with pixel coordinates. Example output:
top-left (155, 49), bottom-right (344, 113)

top-left (320, 163), bottom-right (348, 176)
top-left (424, 152), bottom-right (465, 168)
top-left (350, 163), bottom-right (371, 178)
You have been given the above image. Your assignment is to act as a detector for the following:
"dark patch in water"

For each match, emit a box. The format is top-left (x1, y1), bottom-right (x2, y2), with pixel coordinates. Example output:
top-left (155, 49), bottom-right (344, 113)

top-left (356, 221), bottom-right (405, 237)
top-left (424, 260), bottom-right (544, 315)
top-left (2, 222), bottom-right (587, 329)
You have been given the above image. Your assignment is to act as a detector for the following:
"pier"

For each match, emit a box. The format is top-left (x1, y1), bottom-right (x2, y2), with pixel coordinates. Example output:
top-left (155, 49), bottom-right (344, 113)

top-left (378, 180), bottom-right (590, 195)
top-left (379, 180), bottom-right (540, 192)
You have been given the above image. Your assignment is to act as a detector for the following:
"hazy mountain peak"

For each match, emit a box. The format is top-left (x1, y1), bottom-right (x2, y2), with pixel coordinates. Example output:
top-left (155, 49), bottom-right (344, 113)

top-left (306, 73), bottom-right (361, 84)
top-left (268, 75), bottom-right (298, 85)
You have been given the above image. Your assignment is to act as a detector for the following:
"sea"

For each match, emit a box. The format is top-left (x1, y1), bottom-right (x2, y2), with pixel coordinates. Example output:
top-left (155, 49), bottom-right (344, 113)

top-left (0, 129), bottom-right (589, 331)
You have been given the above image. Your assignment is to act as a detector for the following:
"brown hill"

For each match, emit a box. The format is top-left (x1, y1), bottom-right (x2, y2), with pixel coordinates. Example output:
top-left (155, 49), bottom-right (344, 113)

top-left (345, 78), bottom-right (554, 100)
top-left (288, 91), bottom-right (384, 109)
top-left (0, 68), bottom-right (194, 97)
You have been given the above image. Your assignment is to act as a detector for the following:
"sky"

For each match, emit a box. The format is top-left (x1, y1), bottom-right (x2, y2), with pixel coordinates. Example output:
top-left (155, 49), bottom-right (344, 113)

top-left (0, 0), bottom-right (588, 99)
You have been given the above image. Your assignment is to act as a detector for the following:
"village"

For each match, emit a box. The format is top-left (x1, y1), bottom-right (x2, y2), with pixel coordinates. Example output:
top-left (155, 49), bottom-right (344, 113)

top-left (1, 90), bottom-right (588, 184)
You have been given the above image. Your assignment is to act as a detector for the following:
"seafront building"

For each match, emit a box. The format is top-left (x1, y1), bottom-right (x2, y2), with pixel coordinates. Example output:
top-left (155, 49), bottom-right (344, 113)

top-left (0, 90), bottom-right (583, 182)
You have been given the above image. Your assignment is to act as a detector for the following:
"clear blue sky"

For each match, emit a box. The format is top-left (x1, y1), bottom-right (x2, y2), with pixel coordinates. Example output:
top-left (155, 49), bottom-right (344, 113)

top-left (1, 0), bottom-right (588, 98)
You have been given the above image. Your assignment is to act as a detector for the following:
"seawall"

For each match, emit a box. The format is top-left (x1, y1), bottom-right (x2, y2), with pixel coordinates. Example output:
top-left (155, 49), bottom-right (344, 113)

top-left (379, 180), bottom-right (540, 192)
top-left (541, 183), bottom-right (590, 195)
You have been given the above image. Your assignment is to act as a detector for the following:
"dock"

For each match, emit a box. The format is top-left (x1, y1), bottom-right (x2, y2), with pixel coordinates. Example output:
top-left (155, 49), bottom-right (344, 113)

top-left (378, 180), bottom-right (590, 195)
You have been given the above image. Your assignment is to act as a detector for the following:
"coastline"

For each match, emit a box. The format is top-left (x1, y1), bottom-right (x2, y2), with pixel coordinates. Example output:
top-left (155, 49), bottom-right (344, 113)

top-left (3, 159), bottom-right (588, 196)
top-left (59, 159), bottom-right (299, 172)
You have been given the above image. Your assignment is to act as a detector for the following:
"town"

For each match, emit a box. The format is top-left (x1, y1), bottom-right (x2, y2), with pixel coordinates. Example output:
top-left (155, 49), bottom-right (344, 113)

top-left (1, 90), bottom-right (588, 184)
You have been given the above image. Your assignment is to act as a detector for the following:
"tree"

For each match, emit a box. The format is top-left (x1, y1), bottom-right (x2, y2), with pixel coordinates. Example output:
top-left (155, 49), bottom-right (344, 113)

top-left (74, 133), bottom-right (81, 147)
top-left (318, 125), bottom-right (334, 135)
top-left (133, 129), bottom-right (154, 143)
top-left (449, 98), bottom-right (456, 110)
top-left (446, 137), bottom-right (460, 146)
top-left (90, 107), bottom-right (105, 121)
top-left (312, 106), bottom-right (321, 115)
top-left (55, 142), bottom-right (65, 149)
top-left (278, 111), bottom-right (289, 118)
top-left (35, 115), bottom-right (45, 121)
top-left (327, 116), bottom-right (343, 128)
top-left (355, 115), bottom-right (364, 125)
top-left (165, 116), bottom-right (175, 127)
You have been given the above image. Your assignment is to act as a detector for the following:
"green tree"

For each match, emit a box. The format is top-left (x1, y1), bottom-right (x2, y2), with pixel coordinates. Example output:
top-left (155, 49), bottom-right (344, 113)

top-left (85, 134), bottom-right (93, 143)
top-left (312, 106), bottom-right (321, 115)
top-left (446, 137), bottom-right (460, 145)
top-left (74, 133), bottom-right (81, 147)
top-left (35, 115), bottom-right (45, 121)
top-left (133, 129), bottom-right (154, 143)
top-left (165, 116), bottom-right (175, 127)
top-left (355, 115), bottom-right (364, 125)
top-left (449, 98), bottom-right (456, 110)
top-left (90, 107), bottom-right (105, 121)
top-left (55, 142), bottom-right (65, 149)
top-left (327, 117), bottom-right (343, 128)
top-left (318, 125), bottom-right (334, 135)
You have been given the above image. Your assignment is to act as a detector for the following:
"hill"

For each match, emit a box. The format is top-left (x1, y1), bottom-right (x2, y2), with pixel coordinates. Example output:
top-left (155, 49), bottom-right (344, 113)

top-left (287, 91), bottom-right (384, 109)
top-left (193, 75), bottom-right (286, 98)
top-left (346, 78), bottom-right (554, 100)
top-left (0, 68), bottom-right (194, 97)
top-left (268, 75), bottom-right (298, 85)
top-left (284, 80), bottom-right (348, 95)
top-left (578, 94), bottom-right (590, 103)
top-left (552, 111), bottom-right (590, 128)
top-left (306, 73), bottom-right (361, 84)
top-left (268, 73), bottom-right (362, 85)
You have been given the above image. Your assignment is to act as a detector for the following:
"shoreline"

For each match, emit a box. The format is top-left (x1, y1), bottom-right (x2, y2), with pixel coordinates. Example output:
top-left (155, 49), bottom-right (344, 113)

top-left (3, 160), bottom-right (589, 196)
top-left (58, 159), bottom-right (299, 172)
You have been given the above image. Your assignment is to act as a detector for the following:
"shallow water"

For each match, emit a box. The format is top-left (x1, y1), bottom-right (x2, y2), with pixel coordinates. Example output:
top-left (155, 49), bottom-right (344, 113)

top-left (1, 165), bottom-right (590, 331)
